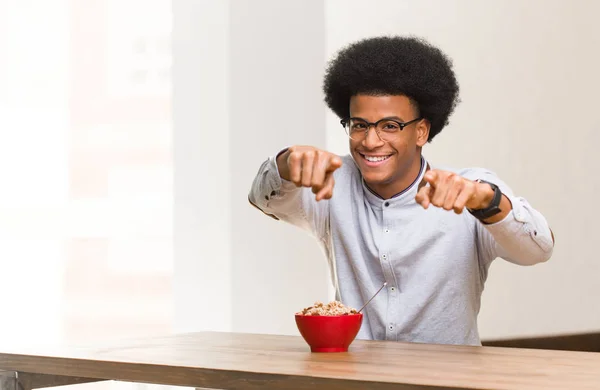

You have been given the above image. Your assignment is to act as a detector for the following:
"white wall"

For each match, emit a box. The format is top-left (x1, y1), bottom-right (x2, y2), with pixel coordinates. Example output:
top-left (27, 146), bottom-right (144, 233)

top-left (173, 0), bottom-right (232, 333)
top-left (227, 0), bottom-right (330, 334)
top-left (326, 0), bottom-right (600, 339)
top-left (174, 0), bottom-right (600, 341)
top-left (0, 0), bottom-right (69, 347)
top-left (173, 0), bottom-right (330, 336)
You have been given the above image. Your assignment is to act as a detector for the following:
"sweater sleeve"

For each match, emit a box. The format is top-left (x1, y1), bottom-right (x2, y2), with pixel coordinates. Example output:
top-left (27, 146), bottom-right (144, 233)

top-left (461, 168), bottom-right (554, 267)
top-left (248, 151), bottom-right (330, 240)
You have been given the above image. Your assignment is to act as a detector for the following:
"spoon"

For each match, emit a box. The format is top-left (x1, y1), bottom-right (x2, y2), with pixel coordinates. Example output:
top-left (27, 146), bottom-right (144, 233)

top-left (357, 282), bottom-right (387, 313)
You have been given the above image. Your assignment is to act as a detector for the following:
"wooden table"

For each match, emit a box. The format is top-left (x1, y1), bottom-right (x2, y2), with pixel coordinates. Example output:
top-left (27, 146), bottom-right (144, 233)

top-left (1, 331), bottom-right (600, 390)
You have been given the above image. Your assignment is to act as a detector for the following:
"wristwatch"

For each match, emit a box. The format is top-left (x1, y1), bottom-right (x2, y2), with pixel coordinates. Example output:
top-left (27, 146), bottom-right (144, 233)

top-left (468, 179), bottom-right (503, 220)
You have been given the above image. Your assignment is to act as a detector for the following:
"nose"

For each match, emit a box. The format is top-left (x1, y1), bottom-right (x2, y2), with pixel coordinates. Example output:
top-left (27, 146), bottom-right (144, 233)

top-left (362, 125), bottom-right (385, 149)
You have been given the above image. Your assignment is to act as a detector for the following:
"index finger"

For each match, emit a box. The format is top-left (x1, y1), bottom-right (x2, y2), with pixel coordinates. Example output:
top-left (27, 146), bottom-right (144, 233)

top-left (326, 155), bottom-right (343, 173)
top-left (423, 170), bottom-right (438, 188)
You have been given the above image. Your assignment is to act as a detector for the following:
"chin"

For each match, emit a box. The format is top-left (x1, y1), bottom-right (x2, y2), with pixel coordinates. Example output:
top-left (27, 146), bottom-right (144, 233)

top-left (361, 172), bottom-right (393, 186)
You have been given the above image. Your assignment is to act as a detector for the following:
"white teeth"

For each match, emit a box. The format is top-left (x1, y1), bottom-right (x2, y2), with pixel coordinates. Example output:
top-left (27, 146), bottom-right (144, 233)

top-left (364, 155), bottom-right (390, 162)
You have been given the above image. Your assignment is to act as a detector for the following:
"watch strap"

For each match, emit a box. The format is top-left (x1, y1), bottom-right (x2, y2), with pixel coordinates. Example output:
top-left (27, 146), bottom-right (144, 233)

top-left (468, 179), bottom-right (502, 220)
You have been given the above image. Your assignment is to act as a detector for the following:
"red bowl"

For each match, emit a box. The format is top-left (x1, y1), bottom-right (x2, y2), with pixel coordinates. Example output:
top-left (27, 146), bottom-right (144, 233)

top-left (295, 313), bottom-right (363, 352)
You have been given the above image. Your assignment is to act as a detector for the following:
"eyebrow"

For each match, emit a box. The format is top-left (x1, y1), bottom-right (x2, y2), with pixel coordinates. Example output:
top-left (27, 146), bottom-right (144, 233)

top-left (351, 116), bottom-right (406, 122)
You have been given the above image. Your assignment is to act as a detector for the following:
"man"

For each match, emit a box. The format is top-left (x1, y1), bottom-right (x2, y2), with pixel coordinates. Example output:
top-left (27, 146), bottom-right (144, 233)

top-left (248, 36), bottom-right (554, 346)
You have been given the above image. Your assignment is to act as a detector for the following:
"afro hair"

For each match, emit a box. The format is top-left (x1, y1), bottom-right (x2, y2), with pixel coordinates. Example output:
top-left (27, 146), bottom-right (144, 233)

top-left (323, 36), bottom-right (460, 142)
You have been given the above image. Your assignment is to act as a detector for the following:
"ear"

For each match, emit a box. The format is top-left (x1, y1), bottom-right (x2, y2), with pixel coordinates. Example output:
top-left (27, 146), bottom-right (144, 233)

top-left (416, 119), bottom-right (430, 147)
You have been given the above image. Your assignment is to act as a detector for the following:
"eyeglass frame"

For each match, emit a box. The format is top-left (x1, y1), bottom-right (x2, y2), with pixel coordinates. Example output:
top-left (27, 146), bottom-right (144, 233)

top-left (340, 116), bottom-right (423, 141)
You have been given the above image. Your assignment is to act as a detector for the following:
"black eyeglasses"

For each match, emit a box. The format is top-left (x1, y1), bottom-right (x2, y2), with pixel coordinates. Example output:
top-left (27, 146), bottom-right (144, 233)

top-left (340, 117), bottom-right (422, 141)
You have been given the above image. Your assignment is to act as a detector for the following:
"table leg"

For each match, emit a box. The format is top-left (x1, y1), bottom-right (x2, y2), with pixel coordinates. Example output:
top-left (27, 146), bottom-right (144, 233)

top-left (0, 371), bottom-right (18, 390)
top-left (0, 371), bottom-right (103, 390)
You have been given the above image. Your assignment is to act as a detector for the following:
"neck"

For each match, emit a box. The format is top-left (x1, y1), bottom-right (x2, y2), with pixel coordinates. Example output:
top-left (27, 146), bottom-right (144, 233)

top-left (366, 154), bottom-right (424, 200)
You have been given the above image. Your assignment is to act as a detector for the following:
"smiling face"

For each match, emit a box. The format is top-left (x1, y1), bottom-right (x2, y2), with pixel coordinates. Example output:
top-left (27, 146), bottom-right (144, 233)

top-left (349, 94), bottom-right (430, 199)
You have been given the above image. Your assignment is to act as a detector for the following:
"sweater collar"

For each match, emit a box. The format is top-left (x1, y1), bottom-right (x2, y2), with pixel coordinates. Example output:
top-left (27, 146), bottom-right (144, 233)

top-left (361, 156), bottom-right (429, 208)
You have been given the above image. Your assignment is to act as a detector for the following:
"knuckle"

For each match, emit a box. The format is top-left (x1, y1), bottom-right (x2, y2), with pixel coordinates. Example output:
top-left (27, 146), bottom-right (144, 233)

top-left (289, 151), bottom-right (301, 163)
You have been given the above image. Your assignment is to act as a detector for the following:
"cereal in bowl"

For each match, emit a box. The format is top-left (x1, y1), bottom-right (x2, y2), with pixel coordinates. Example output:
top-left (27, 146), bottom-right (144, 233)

top-left (297, 300), bottom-right (358, 316)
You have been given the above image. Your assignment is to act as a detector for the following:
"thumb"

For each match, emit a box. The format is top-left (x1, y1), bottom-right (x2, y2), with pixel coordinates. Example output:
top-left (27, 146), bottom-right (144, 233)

top-left (326, 154), bottom-right (343, 172)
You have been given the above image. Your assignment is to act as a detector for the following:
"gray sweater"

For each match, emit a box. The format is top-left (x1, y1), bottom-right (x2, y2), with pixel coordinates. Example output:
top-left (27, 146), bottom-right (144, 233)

top-left (248, 153), bottom-right (554, 345)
